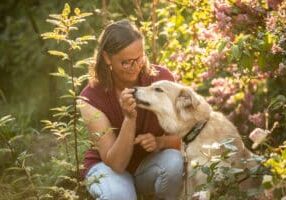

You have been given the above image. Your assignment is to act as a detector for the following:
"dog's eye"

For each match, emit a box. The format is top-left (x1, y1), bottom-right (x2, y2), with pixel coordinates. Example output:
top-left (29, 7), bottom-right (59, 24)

top-left (154, 87), bottom-right (164, 92)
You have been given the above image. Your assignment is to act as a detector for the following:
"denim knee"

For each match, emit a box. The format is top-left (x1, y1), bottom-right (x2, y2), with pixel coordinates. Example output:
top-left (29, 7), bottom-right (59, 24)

top-left (160, 149), bottom-right (184, 175)
top-left (88, 179), bottom-right (137, 200)
top-left (86, 163), bottom-right (137, 200)
top-left (155, 149), bottom-right (184, 198)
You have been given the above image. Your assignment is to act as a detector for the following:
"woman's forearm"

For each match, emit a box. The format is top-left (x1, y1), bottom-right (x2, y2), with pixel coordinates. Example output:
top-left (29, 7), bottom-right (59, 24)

top-left (105, 117), bottom-right (136, 173)
top-left (157, 135), bottom-right (181, 150)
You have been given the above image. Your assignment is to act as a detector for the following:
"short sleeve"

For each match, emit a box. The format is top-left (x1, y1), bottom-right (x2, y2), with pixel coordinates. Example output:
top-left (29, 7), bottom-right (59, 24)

top-left (153, 65), bottom-right (175, 82)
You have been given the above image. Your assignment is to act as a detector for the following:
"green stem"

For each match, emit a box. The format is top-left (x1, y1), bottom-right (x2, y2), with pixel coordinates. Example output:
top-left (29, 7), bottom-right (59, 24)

top-left (152, 0), bottom-right (158, 64)
top-left (69, 52), bottom-right (80, 184)
top-left (22, 159), bottom-right (40, 200)
top-left (64, 137), bottom-right (70, 161)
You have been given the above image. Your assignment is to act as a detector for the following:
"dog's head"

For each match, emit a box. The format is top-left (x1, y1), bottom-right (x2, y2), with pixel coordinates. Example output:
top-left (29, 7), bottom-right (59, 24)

top-left (134, 80), bottom-right (200, 117)
top-left (134, 80), bottom-right (211, 135)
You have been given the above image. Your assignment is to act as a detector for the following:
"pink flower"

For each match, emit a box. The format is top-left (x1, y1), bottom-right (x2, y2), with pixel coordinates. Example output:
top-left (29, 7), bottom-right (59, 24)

top-left (248, 112), bottom-right (265, 128)
top-left (278, 63), bottom-right (286, 76)
top-left (214, 2), bottom-right (232, 15)
top-left (235, 14), bottom-right (249, 24)
top-left (203, 51), bottom-right (226, 68)
top-left (189, 45), bottom-right (205, 54)
top-left (199, 29), bottom-right (216, 40)
top-left (249, 128), bottom-right (270, 149)
top-left (211, 78), bottom-right (225, 86)
top-left (266, 15), bottom-right (277, 31)
top-left (244, 92), bottom-right (254, 110)
top-left (199, 70), bottom-right (215, 81)
top-left (271, 44), bottom-right (283, 54)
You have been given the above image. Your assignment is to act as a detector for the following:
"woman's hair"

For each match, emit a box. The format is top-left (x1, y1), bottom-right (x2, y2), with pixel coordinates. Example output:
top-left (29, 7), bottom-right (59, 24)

top-left (89, 19), bottom-right (154, 89)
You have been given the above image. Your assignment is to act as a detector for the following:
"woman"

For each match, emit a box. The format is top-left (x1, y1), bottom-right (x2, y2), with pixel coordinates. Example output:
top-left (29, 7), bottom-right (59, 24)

top-left (79, 19), bottom-right (183, 200)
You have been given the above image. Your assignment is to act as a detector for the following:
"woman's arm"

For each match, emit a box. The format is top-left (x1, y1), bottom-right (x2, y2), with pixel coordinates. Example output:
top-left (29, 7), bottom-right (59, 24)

top-left (134, 133), bottom-right (181, 152)
top-left (156, 135), bottom-right (181, 150)
top-left (79, 95), bottom-right (136, 173)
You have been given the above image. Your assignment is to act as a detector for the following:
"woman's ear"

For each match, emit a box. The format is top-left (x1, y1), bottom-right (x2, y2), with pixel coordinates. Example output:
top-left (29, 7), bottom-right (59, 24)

top-left (102, 51), bottom-right (111, 65)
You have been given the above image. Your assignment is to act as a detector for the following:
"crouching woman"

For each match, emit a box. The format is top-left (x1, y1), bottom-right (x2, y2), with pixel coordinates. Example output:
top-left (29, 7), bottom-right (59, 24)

top-left (79, 19), bottom-right (183, 200)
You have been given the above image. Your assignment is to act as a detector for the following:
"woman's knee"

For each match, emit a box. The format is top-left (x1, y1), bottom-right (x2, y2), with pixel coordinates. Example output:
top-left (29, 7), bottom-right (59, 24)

top-left (159, 149), bottom-right (184, 176)
top-left (89, 178), bottom-right (137, 200)
top-left (86, 164), bottom-right (137, 200)
top-left (155, 149), bottom-right (184, 197)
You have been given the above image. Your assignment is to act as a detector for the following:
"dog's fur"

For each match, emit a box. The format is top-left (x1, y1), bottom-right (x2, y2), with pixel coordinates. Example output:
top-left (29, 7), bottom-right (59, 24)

top-left (134, 80), bottom-right (256, 196)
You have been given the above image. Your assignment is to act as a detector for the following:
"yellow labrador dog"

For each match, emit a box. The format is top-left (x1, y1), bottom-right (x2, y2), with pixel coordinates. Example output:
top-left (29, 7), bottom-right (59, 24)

top-left (134, 80), bottom-right (256, 197)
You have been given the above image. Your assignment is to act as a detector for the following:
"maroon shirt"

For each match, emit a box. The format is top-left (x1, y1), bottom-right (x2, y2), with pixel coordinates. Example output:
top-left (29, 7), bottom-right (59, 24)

top-left (80, 65), bottom-right (175, 177)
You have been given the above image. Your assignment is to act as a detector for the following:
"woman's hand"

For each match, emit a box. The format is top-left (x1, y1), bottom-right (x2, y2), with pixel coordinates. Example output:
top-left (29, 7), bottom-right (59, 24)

top-left (119, 88), bottom-right (137, 119)
top-left (134, 133), bottom-right (161, 152)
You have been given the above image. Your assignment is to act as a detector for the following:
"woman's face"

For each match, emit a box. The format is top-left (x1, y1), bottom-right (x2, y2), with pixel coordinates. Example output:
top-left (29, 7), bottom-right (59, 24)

top-left (104, 39), bottom-right (145, 86)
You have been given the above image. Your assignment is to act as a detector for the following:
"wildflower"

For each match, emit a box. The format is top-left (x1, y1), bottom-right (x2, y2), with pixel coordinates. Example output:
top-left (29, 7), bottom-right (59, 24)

top-left (249, 128), bottom-right (270, 149)
top-left (192, 190), bottom-right (211, 200)
top-left (235, 14), bottom-right (249, 24)
top-left (266, 15), bottom-right (276, 31)
top-left (278, 63), bottom-right (286, 76)
top-left (271, 44), bottom-right (283, 54)
top-left (248, 112), bottom-right (265, 128)
top-left (199, 70), bottom-right (215, 81)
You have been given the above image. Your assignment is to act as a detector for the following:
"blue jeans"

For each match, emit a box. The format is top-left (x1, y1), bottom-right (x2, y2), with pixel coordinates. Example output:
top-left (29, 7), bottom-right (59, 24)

top-left (85, 149), bottom-right (184, 200)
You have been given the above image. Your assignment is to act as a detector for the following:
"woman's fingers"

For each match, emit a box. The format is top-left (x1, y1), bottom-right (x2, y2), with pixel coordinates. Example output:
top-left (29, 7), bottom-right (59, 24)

top-left (126, 102), bottom-right (136, 113)
top-left (134, 133), bottom-right (158, 152)
top-left (120, 88), bottom-right (137, 118)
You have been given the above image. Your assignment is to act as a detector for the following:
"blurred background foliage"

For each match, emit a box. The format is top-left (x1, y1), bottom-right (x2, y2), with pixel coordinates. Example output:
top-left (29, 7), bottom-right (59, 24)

top-left (0, 0), bottom-right (286, 199)
top-left (1, 0), bottom-right (285, 144)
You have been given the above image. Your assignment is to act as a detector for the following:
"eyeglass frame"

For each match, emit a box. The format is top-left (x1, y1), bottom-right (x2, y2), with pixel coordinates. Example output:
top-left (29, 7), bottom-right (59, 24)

top-left (120, 54), bottom-right (145, 69)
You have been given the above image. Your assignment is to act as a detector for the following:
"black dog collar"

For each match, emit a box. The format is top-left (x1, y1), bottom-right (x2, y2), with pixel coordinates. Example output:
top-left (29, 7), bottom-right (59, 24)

top-left (182, 120), bottom-right (208, 145)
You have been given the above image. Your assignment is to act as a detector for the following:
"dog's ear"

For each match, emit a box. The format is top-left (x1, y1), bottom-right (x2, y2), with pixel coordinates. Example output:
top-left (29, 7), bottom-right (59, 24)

top-left (176, 88), bottom-right (200, 109)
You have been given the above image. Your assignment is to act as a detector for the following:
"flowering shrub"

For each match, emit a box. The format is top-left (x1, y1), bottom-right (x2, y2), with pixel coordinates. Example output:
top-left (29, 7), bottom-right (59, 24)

top-left (152, 0), bottom-right (286, 147)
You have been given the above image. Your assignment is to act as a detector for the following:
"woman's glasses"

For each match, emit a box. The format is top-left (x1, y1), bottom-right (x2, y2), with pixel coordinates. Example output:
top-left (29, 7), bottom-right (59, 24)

top-left (121, 55), bottom-right (145, 69)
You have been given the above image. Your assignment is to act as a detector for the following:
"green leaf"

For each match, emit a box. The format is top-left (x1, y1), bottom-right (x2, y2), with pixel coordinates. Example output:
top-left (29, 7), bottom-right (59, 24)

top-left (268, 95), bottom-right (286, 111)
top-left (48, 50), bottom-right (69, 60)
top-left (58, 67), bottom-right (65, 74)
top-left (201, 166), bottom-right (210, 175)
top-left (218, 40), bottom-right (227, 53)
top-left (68, 89), bottom-right (76, 97)
top-left (75, 35), bottom-right (96, 42)
top-left (74, 57), bottom-right (95, 68)
top-left (4, 167), bottom-right (25, 172)
top-left (231, 45), bottom-right (241, 60)
top-left (11, 176), bottom-right (28, 185)
top-left (48, 14), bottom-right (62, 20)
top-left (228, 168), bottom-right (244, 175)
top-left (0, 148), bottom-right (12, 154)
top-left (46, 19), bottom-right (61, 26)
top-left (9, 135), bottom-right (24, 144)
top-left (60, 94), bottom-right (74, 99)
top-left (41, 32), bottom-right (66, 41)
top-left (0, 115), bottom-right (15, 127)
